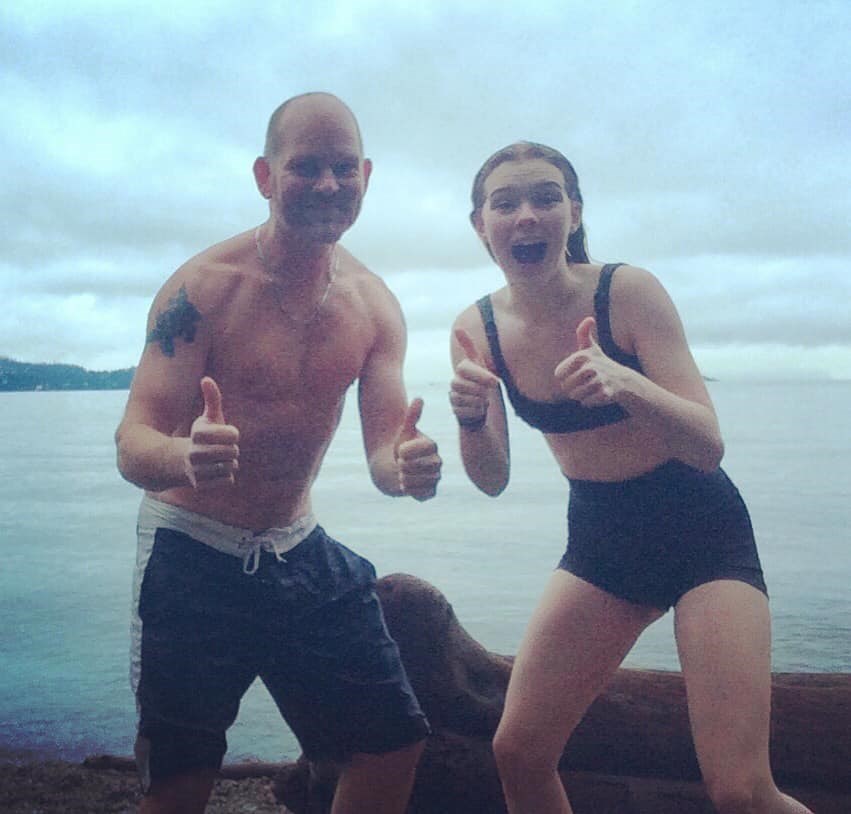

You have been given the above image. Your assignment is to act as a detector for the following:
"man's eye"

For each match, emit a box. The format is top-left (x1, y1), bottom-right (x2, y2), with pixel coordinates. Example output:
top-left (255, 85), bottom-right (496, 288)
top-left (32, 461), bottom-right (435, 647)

top-left (333, 162), bottom-right (358, 178)
top-left (292, 160), bottom-right (320, 178)
top-left (492, 200), bottom-right (516, 212)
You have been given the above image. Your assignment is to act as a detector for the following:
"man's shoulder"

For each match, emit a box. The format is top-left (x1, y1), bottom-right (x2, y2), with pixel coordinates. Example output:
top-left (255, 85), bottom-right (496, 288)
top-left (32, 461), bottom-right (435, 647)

top-left (185, 231), bottom-right (252, 275)
top-left (338, 247), bottom-right (377, 280)
top-left (162, 232), bottom-right (254, 300)
top-left (338, 249), bottom-right (398, 305)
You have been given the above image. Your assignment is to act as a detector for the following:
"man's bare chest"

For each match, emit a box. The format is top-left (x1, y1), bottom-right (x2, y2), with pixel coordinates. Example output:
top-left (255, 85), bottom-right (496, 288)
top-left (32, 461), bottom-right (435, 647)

top-left (212, 301), bottom-right (372, 400)
top-left (220, 346), bottom-right (364, 417)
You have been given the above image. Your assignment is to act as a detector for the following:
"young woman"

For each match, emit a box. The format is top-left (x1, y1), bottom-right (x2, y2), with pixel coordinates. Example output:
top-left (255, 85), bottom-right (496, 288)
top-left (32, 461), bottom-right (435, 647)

top-left (449, 141), bottom-right (812, 814)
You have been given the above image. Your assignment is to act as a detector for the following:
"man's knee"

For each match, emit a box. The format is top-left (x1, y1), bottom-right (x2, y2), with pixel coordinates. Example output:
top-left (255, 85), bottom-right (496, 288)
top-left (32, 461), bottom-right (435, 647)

top-left (351, 738), bottom-right (426, 774)
top-left (135, 729), bottom-right (222, 813)
top-left (138, 769), bottom-right (217, 814)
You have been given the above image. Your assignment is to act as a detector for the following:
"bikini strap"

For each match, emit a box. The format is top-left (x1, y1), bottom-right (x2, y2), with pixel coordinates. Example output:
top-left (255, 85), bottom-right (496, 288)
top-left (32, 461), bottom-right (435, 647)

top-left (593, 263), bottom-right (625, 357)
top-left (475, 295), bottom-right (516, 390)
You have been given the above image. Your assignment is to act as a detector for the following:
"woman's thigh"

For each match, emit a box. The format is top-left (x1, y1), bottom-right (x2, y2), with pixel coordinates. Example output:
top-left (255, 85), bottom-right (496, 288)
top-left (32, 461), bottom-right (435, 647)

top-left (674, 580), bottom-right (774, 784)
top-left (497, 570), bottom-right (663, 760)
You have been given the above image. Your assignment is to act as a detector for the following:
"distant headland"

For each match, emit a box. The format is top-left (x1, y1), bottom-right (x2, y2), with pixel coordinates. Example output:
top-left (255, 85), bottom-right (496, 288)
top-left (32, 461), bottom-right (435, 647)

top-left (0, 357), bottom-right (135, 392)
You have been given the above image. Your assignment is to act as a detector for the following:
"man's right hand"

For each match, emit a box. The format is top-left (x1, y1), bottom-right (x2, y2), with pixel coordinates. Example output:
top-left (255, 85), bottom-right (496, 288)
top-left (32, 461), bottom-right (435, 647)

top-left (185, 376), bottom-right (240, 487)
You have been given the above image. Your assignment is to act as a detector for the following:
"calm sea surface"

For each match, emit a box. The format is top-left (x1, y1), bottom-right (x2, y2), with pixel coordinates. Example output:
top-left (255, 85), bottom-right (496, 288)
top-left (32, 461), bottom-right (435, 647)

top-left (1, 380), bottom-right (849, 763)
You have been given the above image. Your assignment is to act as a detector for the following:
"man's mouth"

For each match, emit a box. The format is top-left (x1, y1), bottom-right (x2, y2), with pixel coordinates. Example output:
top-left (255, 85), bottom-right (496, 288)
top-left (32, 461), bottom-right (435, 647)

top-left (511, 242), bottom-right (548, 264)
top-left (288, 194), bottom-right (358, 227)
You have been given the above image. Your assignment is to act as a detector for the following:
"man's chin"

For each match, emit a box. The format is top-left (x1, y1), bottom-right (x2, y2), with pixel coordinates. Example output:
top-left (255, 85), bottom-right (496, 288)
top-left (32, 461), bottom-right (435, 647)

top-left (282, 221), bottom-right (347, 246)
top-left (285, 213), bottom-right (356, 244)
top-left (308, 223), bottom-right (349, 244)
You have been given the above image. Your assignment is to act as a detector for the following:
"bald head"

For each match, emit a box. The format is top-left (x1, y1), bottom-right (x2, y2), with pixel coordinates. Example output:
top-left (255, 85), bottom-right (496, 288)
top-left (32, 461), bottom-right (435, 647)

top-left (264, 92), bottom-right (364, 158)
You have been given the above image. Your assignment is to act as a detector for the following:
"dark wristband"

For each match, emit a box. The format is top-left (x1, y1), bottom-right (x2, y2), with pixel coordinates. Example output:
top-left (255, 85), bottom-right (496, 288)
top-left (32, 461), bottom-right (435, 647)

top-left (457, 414), bottom-right (487, 431)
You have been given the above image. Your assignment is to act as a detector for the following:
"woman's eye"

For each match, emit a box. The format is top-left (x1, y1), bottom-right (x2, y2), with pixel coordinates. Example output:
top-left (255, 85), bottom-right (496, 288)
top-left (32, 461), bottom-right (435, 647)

top-left (533, 193), bottom-right (562, 207)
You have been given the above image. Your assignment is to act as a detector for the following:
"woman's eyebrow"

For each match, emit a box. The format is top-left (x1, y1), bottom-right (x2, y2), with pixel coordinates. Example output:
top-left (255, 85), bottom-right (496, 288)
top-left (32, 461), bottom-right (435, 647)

top-left (489, 180), bottom-right (564, 198)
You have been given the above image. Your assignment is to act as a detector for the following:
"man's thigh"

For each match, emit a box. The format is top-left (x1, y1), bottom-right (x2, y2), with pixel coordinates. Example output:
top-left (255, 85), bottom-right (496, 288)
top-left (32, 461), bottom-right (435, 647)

top-left (262, 586), bottom-right (429, 761)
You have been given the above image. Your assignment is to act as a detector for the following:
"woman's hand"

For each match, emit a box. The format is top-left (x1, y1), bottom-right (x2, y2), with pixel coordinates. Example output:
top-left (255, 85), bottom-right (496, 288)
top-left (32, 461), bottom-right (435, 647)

top-left (450, 328), bottom-right (501, 429)
top-left (554, 317), bottom-right (634, 406)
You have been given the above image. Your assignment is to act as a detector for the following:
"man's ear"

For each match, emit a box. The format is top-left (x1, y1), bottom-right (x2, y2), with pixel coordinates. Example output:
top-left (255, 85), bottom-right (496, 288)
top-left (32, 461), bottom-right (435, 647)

top-left (253, 156), bottom-right (271, 199)
top-left (362, 157), bottom-right (373, 191)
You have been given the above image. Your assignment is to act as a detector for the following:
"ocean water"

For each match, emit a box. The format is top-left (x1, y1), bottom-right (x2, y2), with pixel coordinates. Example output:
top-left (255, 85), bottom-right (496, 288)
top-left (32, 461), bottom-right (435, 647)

top-left (0, 379), bottom-right (849, 764)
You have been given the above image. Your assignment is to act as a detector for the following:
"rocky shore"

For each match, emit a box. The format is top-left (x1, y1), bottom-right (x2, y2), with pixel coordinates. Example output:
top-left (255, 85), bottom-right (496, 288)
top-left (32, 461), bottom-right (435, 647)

top-left (4, 574), bottom-right (849, 813)
top-left (0, 753), bottom-right (283, 814)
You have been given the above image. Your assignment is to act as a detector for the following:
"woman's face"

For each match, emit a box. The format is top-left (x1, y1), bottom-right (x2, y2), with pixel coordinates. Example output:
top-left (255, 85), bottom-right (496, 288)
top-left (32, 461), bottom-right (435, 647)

top-left (474, 158), bottom-right (580, 275)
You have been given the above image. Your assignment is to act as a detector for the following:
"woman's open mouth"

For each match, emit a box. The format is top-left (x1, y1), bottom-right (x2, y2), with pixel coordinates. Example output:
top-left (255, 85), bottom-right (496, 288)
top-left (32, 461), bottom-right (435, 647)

top-left (511, 242), bottom-right (547, 264)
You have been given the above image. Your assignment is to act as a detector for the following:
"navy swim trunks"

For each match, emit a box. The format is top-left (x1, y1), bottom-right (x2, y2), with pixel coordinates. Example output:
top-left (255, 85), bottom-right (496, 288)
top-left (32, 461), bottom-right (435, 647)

top-left (132, 500), bottom-right (428, 788)
top-left (560, 461), bottom-right (768, 610)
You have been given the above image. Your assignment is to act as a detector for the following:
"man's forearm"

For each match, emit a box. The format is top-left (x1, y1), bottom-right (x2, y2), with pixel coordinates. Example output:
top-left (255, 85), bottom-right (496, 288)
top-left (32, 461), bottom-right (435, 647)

top-left (115, 423), bottom-right (191, 492)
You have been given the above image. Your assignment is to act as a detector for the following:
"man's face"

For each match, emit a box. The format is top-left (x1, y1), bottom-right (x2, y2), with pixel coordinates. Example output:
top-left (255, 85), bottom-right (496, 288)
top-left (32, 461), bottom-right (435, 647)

top-left (262, 101), bottom-right (371, 244)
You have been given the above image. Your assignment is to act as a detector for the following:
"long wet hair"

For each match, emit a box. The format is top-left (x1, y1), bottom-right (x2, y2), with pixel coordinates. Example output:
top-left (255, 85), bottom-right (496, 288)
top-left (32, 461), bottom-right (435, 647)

top-left (470, 141), bottom-right (590, 264)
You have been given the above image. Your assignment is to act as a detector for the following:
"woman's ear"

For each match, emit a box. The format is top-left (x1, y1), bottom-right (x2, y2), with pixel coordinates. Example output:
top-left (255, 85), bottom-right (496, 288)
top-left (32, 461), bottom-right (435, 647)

top-left (470, 210), bottom-right (495, 259)
top-left (569, 200), bottom-right (582, 234)
top-left (471, 210), bottom-right (487, 242)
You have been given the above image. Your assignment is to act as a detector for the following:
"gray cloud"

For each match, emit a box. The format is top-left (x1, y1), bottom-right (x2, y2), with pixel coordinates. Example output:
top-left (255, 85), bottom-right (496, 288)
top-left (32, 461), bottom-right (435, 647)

top-left (1, 0), bottom-right (849, 376)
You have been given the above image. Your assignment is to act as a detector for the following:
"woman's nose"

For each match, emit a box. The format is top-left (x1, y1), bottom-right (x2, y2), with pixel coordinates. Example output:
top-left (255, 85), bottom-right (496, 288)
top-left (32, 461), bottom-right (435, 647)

top-left (516, 200), bottom-right (537, 224)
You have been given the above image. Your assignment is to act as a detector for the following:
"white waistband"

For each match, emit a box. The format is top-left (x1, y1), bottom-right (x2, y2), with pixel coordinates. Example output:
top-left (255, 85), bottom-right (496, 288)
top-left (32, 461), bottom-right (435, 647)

top-left (138, 495), bottom-right (318, 574)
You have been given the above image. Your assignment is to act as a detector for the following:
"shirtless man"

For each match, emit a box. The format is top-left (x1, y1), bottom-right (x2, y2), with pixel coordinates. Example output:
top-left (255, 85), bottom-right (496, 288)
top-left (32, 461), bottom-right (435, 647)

top-left (115, 92), bottom-right (441, 814)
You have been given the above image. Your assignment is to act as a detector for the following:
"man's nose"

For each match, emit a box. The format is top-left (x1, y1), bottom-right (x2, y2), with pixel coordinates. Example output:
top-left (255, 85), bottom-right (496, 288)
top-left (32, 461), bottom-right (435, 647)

top-left (314, 167), bottom-right (340, 194)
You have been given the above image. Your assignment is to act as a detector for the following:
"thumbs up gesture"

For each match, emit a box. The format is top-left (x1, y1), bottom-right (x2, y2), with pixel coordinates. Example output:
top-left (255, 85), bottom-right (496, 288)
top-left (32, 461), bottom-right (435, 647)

top-left (450, 328), bottom-right (500, 430)
top-left (185, 376), bottom-right (240, 487)
top-left (575, 315), bottom-right (598, 351)
top-left (554, 317), bottom-right (622, 407)
top-left (393, 398), bottom-right (442, 501)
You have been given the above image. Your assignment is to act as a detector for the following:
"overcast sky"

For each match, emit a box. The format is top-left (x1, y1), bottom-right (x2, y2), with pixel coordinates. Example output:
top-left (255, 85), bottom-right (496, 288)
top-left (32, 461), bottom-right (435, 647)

top-left (2, 0), bottom-right (849, 381)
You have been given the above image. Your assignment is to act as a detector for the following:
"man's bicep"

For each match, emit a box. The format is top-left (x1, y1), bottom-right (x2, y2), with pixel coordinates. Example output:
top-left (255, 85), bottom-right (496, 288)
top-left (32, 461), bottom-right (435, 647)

top-left (144, 281), bottom-right (204, 359)
top-left (124, 283), bottom-right (210, 432)
top-left (124, 348), bottom-right (204, 434)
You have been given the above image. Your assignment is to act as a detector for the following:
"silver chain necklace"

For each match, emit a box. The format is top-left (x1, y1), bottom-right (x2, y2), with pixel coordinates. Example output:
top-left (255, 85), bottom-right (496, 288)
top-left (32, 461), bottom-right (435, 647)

top-left (254, 226), bottom-right (337, 325)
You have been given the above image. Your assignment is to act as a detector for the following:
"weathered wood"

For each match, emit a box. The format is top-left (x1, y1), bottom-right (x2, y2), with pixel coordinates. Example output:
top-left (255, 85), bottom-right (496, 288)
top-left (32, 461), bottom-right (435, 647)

top-left (89, 572), bottom-right (851, 813)
top-left (272, 757), bottom-right (851, 814)
top-left (375, 573), bottom-right (851, 791)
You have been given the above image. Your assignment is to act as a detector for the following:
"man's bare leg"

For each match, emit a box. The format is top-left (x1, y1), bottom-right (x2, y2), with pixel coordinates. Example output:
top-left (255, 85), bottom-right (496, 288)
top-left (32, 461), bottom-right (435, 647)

top-left (331, 740), bottom-right (425, 814)
top-left (138, 769), bottom-right (216, 814)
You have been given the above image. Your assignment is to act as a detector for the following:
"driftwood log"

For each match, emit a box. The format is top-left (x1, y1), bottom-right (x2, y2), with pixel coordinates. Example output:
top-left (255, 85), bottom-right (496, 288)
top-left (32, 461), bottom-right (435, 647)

top-left (270, 573), bottom-right (851, 813)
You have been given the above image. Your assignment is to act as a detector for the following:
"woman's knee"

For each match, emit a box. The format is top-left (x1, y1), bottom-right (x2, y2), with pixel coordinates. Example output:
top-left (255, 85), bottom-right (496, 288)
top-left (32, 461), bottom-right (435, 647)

top-left (492, 724), bottom-right (560, 780)
top-left (704, 770), bottom-right (774, 814)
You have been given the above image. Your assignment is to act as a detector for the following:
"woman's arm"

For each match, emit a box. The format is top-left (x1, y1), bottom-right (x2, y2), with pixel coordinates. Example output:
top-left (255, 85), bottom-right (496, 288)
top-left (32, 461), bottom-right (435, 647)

top-left (450, 318), bottom-right (511, 495)
top-left (555, 267), bottom-right (723, 472)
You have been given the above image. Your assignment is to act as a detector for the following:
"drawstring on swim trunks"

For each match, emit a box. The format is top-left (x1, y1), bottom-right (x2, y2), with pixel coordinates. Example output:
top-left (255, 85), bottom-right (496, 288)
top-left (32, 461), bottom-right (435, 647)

top-left (137, 495), bottom-right (317, 576)
top-left (240, 536), bottom-right (294, 575)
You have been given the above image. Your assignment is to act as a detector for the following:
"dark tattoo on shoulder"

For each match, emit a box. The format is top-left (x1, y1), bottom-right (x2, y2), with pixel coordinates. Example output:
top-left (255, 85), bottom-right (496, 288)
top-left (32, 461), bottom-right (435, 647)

top-left (146, 285), bottom-right (202, 357)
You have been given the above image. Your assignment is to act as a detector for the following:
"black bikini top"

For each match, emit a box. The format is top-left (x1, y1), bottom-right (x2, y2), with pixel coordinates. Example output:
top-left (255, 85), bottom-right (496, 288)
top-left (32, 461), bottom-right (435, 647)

top-left (476, 263), bottom-right (644, 434)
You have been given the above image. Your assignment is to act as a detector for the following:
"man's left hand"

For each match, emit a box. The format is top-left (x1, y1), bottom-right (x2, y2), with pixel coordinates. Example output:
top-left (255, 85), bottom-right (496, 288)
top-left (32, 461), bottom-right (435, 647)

top-left (394, 398), bottom-right (442, 501)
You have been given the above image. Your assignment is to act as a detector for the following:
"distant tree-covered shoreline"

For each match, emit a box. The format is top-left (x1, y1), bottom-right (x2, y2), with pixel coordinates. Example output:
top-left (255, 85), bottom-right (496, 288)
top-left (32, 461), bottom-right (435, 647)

top-left (0, 357), bottom-right (135, 391)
